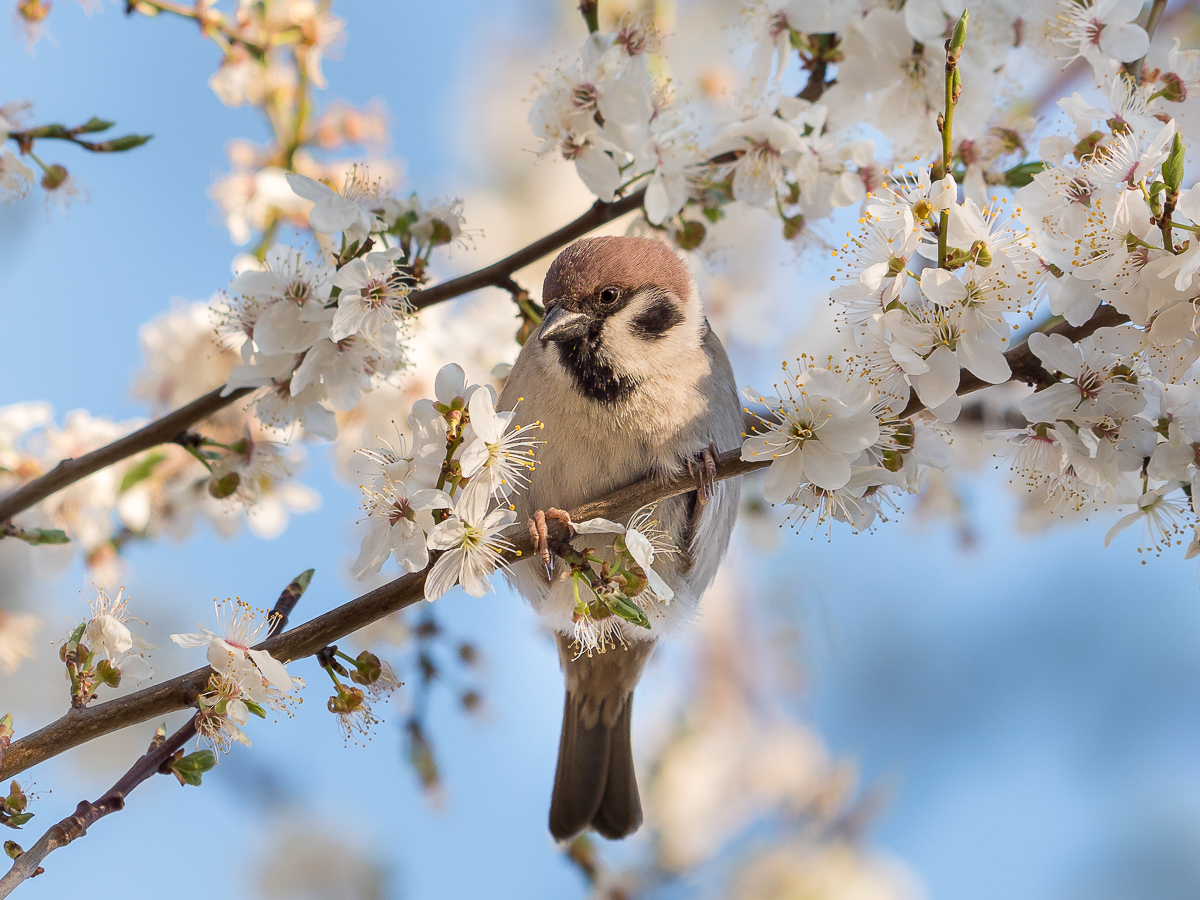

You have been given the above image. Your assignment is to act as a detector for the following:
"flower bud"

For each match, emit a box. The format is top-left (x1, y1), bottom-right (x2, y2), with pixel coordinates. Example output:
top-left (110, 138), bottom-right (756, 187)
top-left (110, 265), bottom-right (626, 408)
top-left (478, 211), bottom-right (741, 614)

top-left (95, 658), bottom-right (122, 688)
top-left (675, 220), bottom-right (706, 251)
top-left (4, 840), bottom-right (22, 859)
top-left (328, 685), bottom-right (366, 714)
top-left (349, 651), bottom-right (382, 686)
top-left (40, 165), bottom-right (68, 191)
top-left (208, 471), bottom-right (240, 499)
top-left (15, 0), bottom-right (49, 24)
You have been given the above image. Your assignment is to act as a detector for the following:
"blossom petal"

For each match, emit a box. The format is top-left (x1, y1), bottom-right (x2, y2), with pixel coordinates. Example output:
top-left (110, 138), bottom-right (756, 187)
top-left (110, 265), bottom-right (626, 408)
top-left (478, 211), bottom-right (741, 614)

top-left (247, 648), bottom-right (294, 693)
top-left (763, 448), bottom-right (807, 504)
top-left (800, 441), bottom-right (853, 491)
top-left (914, 345), bottom-right (960, 409)
top-left (425, 551), bottom-right (461, 601)
top-left (170, 628), bottom-right (218, 648)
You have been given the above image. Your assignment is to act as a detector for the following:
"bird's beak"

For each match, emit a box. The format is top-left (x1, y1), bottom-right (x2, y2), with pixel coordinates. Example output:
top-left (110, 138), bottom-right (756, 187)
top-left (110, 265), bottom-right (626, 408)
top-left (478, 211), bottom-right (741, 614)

top-left (538, 304), bottom-right (591, 342)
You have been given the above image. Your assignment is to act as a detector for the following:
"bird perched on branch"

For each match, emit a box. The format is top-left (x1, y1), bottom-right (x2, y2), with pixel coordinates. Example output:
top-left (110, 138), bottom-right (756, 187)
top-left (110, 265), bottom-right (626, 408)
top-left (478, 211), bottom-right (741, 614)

top-left (498, 235), bottom-right (742, 841)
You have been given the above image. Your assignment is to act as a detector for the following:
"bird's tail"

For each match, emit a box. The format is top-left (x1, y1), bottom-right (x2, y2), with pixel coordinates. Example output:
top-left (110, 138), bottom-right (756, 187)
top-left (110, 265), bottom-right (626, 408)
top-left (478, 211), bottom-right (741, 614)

top-left (549, 635), bottom-right (654, 841)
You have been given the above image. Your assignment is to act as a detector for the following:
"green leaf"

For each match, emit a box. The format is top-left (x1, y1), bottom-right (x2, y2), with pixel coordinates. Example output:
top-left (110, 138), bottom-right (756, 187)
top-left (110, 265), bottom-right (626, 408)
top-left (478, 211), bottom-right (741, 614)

top-left (605, 594), bottom-right (651, 630)
top-left (7, 527), bottom-right (70, 546)
top-left (949, 9), bottom-right (969, 53)
top-left (77, 117), bottom-right (114, 134)
top-left (701, 206), bottom-right (724, 224)
top-left (1164, 132), bottom-right (1185, 194)
top-left (66, 622), bottom-right (86, 647)
top-left (120, 451), bottom-right (166, 493)
top-left (96, 134), bottom-right (153, 153)
top-left (2, 813), bottom-right (32, 829)
top-left (243, 699), bottom-right (267, 719)
top-left (1004, 160), bottom-right (1048, 188)
top-left (168, 750), bottom-right (216, 787)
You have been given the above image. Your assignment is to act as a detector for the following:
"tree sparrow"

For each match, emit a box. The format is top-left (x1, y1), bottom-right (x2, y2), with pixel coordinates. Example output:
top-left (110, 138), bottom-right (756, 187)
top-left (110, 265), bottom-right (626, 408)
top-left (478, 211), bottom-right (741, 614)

top-left (498, 236), bottom-right (742, 840)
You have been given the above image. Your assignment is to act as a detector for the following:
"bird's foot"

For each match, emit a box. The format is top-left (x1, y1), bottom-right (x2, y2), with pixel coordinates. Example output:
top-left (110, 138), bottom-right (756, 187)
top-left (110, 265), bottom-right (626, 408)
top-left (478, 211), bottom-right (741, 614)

top-left (686, 443), bottom-right (720, 506)
top-left (528, 507), bottom-right (574, 578)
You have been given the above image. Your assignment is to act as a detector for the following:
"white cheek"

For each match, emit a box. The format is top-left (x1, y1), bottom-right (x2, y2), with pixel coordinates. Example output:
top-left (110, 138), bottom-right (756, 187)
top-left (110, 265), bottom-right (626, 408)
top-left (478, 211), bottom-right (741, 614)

top-left (601, 303), bottom-right (704, 381)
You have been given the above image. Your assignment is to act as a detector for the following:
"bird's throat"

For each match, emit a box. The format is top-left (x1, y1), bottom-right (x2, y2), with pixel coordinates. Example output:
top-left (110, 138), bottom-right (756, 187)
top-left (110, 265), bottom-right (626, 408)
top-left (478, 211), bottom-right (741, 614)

top-left (555, 325), bottom-right (639, 404)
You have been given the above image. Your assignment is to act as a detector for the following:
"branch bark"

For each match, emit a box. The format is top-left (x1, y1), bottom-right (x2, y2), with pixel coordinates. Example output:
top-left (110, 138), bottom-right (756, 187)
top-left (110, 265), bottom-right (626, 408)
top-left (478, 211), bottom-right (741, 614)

top-left (0, 720), bottom-right (197, 899)
top-left (0, 192), bottom-right (647, 528)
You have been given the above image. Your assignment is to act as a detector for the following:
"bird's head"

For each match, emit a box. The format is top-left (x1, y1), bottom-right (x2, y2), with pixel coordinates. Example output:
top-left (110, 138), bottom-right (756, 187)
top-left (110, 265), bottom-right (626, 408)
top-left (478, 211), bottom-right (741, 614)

top-left (537, 236), bottom-right (706, 404)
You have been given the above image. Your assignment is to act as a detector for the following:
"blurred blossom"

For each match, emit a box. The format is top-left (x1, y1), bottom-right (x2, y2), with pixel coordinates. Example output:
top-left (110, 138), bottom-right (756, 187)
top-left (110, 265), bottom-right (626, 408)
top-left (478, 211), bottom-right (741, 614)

top-left (256, 824), bottom-right (389, 900)
top-left (732, 839), bottom-right (920, 900)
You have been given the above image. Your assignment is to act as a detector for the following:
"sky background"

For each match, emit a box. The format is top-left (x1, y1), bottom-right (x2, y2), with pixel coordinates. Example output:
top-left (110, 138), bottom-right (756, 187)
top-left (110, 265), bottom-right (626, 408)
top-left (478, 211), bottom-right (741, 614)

top-left (5, 2), bottom-right (1200, 899)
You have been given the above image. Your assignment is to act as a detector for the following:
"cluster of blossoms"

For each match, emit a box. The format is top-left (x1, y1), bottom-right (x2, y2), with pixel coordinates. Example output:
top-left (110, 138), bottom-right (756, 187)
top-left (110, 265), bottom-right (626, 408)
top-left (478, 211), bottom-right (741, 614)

top-left (350, 363), bottom-right (539, 600)
top-left (717, 1), bottom-right (1200, 565)
top-left (60, 587), bottom-right (155, 706)
top-left (0, 393), bottom-right (317, 588)
top-left (530, 14), bottom-right (895, 244)
top-left (171, 598), bottom-right (303, 753)
top-left (561, 505), bottom-right (682, 655)
top-left (742, 356), bottom-right (953, 533)
top-left (219, 170), bottom-right (468, 440)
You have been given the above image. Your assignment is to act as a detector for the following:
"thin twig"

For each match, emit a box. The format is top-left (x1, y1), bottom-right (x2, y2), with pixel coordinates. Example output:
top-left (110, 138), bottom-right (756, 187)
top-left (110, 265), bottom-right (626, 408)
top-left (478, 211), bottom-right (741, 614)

top-left (409, 190), bottom-right (645, 311)
top-left (0, 719), bottom-right (197, 898)
top-left (1129, 0), bottom-right (1170, 81)
top-left (0, 192), bottom-right (647, 527)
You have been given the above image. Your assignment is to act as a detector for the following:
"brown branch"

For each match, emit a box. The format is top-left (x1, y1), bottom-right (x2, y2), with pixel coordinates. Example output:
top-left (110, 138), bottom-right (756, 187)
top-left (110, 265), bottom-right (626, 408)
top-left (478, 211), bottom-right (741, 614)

top-left (0, 720), bottom-right (197, 899)
top-left (0, 387), bottom-right (253, 525)
top-left (0, 193), bottom-right (648, 528)
top-left (409, 190), bottom-right (645, 311)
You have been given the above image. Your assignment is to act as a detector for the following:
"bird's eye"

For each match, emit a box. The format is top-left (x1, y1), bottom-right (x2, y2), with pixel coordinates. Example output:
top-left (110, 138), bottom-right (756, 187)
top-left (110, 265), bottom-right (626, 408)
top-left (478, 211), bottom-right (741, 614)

top-left (598, 287), bottom-right (620, 305)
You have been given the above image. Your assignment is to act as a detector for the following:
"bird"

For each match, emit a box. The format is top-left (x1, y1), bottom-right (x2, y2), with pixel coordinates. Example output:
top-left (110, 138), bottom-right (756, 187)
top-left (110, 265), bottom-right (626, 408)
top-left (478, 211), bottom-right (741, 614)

top-left (497, 235), bottom-right (742, 841)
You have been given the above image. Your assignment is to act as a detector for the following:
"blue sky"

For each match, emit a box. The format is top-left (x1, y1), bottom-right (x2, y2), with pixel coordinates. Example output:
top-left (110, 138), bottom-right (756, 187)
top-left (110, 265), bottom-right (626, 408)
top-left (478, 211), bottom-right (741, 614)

top-left (6, 3), bottom-right (1200, 899)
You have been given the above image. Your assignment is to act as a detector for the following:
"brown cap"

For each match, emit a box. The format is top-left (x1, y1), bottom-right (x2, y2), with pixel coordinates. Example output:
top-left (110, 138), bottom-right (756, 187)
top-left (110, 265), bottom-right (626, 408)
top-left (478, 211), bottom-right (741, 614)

top-left (542, 236), bottom-right (694, 305)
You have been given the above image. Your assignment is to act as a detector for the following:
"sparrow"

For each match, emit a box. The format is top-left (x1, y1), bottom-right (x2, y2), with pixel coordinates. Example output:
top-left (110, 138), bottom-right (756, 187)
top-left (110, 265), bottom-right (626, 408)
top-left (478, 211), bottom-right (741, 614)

top-left (497, 235), bottom-right (742, 841)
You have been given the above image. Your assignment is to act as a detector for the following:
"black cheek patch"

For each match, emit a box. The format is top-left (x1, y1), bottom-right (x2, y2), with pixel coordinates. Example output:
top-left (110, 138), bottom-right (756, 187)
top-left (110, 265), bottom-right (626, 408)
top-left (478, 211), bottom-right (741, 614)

top-left (630, 297), bottom-right (685, 341)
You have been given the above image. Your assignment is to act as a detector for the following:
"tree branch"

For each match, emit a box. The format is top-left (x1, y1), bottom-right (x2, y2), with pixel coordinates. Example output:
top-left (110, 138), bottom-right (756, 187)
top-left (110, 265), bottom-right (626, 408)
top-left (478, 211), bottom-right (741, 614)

top-left (408, 190), bottom-right (645, 311)
top-left (0, 192), bottom-right (648, 528)
top-left (0, 387), bottom-right (253, 525)
top-left (0, 719), bottom-right (197, 899)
